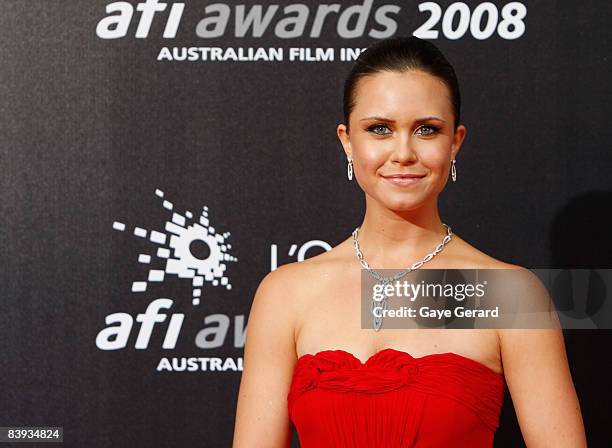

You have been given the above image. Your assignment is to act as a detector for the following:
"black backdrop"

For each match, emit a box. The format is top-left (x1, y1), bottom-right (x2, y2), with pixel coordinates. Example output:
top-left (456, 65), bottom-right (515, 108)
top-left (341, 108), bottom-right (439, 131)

top-left (1, 1), bottom-right (611, 446)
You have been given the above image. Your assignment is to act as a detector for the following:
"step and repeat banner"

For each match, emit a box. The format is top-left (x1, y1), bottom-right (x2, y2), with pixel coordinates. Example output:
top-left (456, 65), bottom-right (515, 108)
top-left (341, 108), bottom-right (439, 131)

top-left (1, 1), bottom-right (611, 446)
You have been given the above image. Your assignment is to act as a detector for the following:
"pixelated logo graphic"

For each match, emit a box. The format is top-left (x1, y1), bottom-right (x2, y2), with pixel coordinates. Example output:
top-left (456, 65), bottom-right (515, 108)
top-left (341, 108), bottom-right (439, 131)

top-left (112, 188), bottom-right (237, 305)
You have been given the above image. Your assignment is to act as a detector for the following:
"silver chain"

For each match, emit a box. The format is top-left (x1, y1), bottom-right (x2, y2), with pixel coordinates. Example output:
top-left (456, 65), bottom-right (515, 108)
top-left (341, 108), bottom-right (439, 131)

top-left (352, 224), bottom-right (454, 331)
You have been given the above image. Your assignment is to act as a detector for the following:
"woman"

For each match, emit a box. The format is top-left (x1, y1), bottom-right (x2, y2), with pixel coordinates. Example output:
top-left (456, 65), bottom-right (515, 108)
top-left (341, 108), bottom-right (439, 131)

top-left (233, 36), bottom-right (586, 447)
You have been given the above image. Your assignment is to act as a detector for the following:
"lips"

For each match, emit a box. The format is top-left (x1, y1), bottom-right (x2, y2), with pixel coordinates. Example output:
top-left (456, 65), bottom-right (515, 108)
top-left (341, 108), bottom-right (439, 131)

top-left (382, 173), bottom-right (426, 186)
top-left (382, 174), bottom-right (426, 179)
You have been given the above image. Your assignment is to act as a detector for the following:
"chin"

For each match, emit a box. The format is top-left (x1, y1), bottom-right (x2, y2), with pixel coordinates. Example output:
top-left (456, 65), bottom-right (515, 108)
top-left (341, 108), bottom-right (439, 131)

top-left (383, 198), bottom-right (426, 212)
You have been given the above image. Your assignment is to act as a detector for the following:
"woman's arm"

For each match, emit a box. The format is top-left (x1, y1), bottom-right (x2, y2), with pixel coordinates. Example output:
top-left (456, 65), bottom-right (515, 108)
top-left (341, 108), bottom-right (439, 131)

top-left (233, 264), bottom-right (299, 448)
top-left (499, 326), bottom-right (587, 447)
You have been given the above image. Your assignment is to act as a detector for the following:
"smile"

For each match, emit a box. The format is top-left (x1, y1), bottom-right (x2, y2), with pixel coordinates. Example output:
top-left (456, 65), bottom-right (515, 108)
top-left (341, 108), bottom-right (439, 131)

top-left (382, 175), bottom-right (425, 186)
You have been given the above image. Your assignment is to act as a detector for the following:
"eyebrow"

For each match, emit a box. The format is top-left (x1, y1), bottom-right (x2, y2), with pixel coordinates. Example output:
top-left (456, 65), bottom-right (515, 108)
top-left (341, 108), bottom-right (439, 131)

top-left (359, 115), bottom-right (447, 124)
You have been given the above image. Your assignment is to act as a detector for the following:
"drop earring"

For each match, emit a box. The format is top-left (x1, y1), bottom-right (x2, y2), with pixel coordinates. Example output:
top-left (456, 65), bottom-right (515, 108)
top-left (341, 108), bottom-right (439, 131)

top-left (451, 159), bottom-right (457, 182)
top-left (347, 158), bottom-right (353, 180)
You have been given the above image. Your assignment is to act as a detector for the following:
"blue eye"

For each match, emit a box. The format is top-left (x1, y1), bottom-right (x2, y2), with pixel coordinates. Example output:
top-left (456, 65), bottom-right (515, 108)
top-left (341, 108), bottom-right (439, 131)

top-left (416, 125), bottom-right (440, 136)
top-left (367, 124), bottom-right (391, 135)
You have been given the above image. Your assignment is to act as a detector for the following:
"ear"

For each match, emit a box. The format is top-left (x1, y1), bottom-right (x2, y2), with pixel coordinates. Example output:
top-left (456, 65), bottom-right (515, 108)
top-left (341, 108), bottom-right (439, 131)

top-left (336, 123), bottom-right (352, 160)
top-left (451, 124), bottom-right (467, 160)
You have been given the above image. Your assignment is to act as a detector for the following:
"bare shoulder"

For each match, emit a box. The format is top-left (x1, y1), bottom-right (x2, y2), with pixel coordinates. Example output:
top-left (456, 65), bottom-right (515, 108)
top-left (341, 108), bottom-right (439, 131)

top-left (451, 236), bottom-right (550, 311)
top-left (249, 262), bottom-right (304, 333)
top-left (448, 233), bottom-right (522, 270)
top-left (265, 252), bottom-right (334, 296)
top-left (254, 246), bottom-right (344, 324)
top-left (274, 242), bottom-right (350, 286)
top-left (257, 260), bottom-right (306, 296)
top-left (255, 247), bottom-right (338, 295)
top-left (447, 234), bottom-right (528, 349)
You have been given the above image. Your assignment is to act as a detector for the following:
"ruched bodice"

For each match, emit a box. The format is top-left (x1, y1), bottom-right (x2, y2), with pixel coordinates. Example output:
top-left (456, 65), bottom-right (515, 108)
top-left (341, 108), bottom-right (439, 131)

top-left (287, 348), bottom-right (505, 447)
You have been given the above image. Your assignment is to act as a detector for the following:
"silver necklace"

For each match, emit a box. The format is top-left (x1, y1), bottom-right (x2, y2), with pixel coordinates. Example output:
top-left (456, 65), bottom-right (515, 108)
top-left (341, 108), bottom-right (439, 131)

top-left (352, 224), bottom-right (454, 331)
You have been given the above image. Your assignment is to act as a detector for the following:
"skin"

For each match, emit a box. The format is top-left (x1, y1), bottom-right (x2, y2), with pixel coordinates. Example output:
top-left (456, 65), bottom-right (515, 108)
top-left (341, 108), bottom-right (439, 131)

top-left (233, 70), bottom-right (587, 447)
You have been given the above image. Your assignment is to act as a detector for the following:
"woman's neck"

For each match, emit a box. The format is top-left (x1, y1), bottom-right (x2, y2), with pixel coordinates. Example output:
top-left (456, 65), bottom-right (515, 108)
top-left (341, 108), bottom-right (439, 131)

top-left (354, 201), bottom-right (450, 269)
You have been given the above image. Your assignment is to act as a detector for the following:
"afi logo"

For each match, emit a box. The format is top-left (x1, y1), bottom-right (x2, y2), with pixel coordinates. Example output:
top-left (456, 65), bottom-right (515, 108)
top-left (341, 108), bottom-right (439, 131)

top-left (112, 188), bottom-right (236, 305)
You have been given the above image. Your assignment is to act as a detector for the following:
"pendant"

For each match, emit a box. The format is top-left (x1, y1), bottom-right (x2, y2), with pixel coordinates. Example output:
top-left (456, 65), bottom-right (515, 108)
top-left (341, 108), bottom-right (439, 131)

top-left (371, 278), bottom-right (391, 331)
top-left (371, 295), bottom-right (387, 332)
top-left (373, 314), bottom-right (383, 332)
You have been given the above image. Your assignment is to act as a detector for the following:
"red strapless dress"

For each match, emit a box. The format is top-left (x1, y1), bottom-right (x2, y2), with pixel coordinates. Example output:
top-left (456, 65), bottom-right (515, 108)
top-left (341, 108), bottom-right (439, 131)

top-left (287, 348), bottom-right (505, 447)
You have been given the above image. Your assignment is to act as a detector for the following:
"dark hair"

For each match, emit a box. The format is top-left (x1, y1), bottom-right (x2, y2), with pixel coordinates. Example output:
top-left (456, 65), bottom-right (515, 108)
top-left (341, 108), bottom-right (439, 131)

top-left (343, 36), bottom-right (461, 132)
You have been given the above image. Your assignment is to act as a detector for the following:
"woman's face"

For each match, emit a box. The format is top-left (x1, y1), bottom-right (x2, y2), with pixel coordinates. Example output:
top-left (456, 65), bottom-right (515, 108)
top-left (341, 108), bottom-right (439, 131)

top-left (337, 70), bottom-right (466, 212)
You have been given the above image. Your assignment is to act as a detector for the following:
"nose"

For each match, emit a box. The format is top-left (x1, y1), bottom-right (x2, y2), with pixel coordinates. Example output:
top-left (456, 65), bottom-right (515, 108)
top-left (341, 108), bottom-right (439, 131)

top-left (391, 132), bottom-right (418, 164)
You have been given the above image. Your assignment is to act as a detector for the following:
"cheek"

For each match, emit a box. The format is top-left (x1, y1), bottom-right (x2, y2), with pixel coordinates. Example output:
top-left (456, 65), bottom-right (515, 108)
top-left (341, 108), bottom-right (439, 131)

top-left (359, 150), bottom-right (387, 170)
top-left (418, 145), bottom-right (451, 171)
top-left (353, 140), bottom-right (388, 169)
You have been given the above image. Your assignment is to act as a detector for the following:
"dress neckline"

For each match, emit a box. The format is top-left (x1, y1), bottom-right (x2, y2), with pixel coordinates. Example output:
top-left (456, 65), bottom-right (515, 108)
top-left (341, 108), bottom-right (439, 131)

top-left (296, 347), bottom-right (503, 377)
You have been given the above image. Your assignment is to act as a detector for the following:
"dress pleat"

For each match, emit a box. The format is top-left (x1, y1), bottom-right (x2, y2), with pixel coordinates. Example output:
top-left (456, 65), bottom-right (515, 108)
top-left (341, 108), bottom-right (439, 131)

top-left (288, 348), bottom-right (505, 447)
